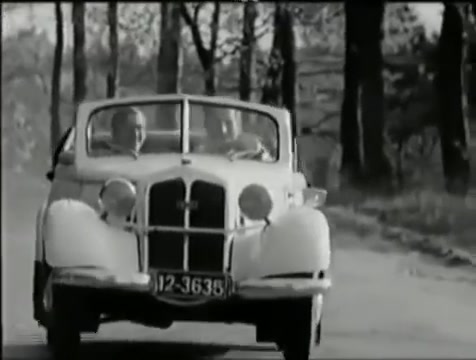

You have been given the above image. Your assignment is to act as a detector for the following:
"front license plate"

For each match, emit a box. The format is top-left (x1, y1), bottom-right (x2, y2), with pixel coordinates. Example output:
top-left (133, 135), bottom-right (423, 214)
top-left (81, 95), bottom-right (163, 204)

top-left (155, 272), bottom-right (228, 298)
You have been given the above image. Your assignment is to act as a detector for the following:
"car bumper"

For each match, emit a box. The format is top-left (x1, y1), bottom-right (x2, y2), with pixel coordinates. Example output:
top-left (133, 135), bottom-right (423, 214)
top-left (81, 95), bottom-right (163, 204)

top-left (52, 268), bottom-right (332, 300)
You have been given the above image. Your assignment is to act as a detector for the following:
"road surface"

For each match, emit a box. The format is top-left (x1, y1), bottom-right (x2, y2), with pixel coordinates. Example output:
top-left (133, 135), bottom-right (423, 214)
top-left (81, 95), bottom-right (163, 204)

top-left (2, 173), bottom-right (476, 359)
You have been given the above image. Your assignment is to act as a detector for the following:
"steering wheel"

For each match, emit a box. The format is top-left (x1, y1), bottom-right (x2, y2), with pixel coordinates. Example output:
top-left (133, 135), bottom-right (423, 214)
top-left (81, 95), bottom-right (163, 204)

top-left (95, 140), bottom-right (139, 159)
top-left (227, 148), bottom-right (265, 161)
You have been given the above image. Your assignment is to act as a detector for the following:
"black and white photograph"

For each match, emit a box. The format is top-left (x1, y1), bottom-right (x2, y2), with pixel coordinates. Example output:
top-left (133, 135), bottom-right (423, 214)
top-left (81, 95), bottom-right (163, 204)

top-left (2, 2), bottom-right (475, 359)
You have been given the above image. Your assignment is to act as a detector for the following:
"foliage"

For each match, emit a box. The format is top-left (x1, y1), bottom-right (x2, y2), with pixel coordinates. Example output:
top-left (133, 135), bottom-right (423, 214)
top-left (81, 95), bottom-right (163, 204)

top-left (292, 3), bottom-right (345, 54)
top-left (364, 191), bottom-right (476, 254)
top-left (384, 4), bottom-right (430, 55)
top-left (2, 29), bottom-right (53, 94)
top-left (2, 2), bottom-right (472, 194)
top-left (329, 187), bottom-right (476, 256)
top-left (381, 5), bottom-right (441, 188)
top-left (295, 3), bottom-right (443, 189)
top-left (2, 77), bottom-right (52, 172)
top-left (86, 3), bottom-right (160, 53)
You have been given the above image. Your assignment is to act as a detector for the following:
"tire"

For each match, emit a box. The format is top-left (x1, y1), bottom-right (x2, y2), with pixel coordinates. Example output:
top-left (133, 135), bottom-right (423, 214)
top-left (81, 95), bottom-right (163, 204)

top-left (33, 261), bottom-right (51, 326)
top-left (45, 286), bottom-right (81, 360)
top-left (47, 324), bottom-right (80, 360)
top-left (278, 296), bottom-right (322, 360)
top-left (315, 318), bottom-right (322, 345)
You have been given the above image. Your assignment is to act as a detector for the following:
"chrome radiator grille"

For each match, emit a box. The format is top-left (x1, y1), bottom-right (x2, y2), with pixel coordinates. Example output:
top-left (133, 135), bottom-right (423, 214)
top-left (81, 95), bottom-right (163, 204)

top-left (147, 178), bottom-right (226, 272)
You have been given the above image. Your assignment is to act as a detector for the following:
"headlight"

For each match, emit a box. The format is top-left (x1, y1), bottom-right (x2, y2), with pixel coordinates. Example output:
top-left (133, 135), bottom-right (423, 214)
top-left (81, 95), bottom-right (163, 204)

top-left (238, 184), bottom-right (273, 221)
top-left (99, 178), bottom-right (136, 219)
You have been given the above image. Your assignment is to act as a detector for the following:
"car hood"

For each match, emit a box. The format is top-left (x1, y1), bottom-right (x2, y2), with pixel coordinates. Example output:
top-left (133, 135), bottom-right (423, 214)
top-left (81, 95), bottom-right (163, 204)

top-left (77, 154), bottom-right (292, 187)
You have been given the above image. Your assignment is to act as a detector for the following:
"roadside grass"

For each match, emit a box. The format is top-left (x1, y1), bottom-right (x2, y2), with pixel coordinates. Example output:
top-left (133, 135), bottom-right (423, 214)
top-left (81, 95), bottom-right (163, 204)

top-left (328, 188), bottom-right (476, 257)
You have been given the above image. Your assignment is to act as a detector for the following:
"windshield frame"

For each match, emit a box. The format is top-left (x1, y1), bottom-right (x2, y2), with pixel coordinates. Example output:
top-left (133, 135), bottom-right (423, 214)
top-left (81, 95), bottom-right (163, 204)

top-left (84, 97), bottom-right (281, 161)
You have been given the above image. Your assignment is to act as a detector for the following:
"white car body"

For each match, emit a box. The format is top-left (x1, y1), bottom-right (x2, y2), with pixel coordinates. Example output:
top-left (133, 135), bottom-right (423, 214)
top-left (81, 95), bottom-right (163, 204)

top-left (33, 94), bottom-right (332, 360)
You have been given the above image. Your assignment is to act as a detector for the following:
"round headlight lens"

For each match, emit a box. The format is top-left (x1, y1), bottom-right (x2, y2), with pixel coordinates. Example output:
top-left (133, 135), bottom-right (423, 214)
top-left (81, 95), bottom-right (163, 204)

top-left (99, 178), bottom-right (136, 219)
top-left (238, 184), bottom-right (273, 221)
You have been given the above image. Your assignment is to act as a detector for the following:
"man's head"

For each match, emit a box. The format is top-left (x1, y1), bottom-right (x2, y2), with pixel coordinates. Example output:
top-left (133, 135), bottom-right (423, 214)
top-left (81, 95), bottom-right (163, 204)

top-left (203, 107), bottom-right (242, 141)
top-left (110, 107), bottom-right (146, 153)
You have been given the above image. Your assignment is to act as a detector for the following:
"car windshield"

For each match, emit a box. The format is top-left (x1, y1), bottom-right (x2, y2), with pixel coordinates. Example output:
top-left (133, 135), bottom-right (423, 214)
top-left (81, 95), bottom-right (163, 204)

top-left (87, 100), bottom-right (279, 162)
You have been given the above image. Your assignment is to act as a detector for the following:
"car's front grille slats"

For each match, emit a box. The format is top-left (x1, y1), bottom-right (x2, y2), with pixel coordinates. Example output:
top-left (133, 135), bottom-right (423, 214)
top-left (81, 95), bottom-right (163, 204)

top-left (148, 178), bottom-right (186, 227)
top-left (148, 179), bottom-right (186, 270)
top-left (148, 232), bottom-right (183, 270)
top-left (188, 234), bottom-right (224, 272)
top-left (147, 177), bottom-right (226, 273)
top-left (190, 181), bottom-right (225, 229)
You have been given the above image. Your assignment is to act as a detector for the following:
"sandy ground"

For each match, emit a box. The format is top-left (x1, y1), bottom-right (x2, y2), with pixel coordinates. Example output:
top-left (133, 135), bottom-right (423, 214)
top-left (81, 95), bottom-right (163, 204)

top-left (2, 172), bottom-right (476, 359)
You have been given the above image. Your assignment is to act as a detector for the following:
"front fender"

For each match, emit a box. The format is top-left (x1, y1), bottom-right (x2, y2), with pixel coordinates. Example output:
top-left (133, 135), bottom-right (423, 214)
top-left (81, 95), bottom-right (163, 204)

top-left (232, 207), bottom-right (330, 279)
top-left (43, 199), bottom-right (139, 273)
top-left (255, 207), bottom-right (331, 279)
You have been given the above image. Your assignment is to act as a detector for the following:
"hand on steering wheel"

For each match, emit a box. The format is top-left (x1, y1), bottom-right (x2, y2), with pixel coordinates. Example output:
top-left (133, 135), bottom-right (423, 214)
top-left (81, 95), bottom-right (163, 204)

top-left (102, 140), bottom-right (139, 159)
top-left (226, 148), bottom-right (262, 161)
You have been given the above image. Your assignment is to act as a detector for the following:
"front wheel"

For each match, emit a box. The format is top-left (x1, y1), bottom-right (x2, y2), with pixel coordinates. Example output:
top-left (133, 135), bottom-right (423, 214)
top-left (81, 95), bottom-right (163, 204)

top-left (278, 296), bottom-right (322, 360)
top-left (47, 323), bottom-right (80, 360)
top-left (45, 285), bottom-right (81, 360)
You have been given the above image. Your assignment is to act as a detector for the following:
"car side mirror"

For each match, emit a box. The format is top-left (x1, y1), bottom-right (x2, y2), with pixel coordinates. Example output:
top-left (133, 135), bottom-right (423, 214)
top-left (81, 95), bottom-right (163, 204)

top-left (58, 150), bottom-right (74, 166)
top-left (303, 187), bottom-right (327, 208)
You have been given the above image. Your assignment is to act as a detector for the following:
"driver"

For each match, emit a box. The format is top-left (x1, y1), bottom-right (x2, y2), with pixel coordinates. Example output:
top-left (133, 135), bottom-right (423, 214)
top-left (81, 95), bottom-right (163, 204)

top-left (199, 107), bottom-right (231, 153)
top-left (200, 107), bottom-right (272, 161)
top-left (107, 106), bottom-right (147, 157)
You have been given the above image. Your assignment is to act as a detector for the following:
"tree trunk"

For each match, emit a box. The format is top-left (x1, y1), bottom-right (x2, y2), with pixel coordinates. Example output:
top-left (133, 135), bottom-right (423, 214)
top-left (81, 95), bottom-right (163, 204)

top-left (202, 65), bottom-right (215, 96)
top-left (468, 4), bottom-right (476, 110)
top-left (72, 3), bottom-right (87, 107)
top-left (180, 2), bottom-right (220, 95)
top-left (357, 3), bottom-right (392, 187)
top-left (50, 2), bottom-right (63, 161)
top-left (261, 3), bottom-right (284, 106)
top-left (157, 3), bottom-right (182, 129)
top-left (204, 2), bottom-right (220, 95)
top-left (437, 4), bottom-right (471, 195)
top-left (106, 2), bottom-right (119, 99)
top-left (340, 2), bottom-right (363, 183)
top-left (239, 2), bottom-right (257, 102)
top-left (469, 45), bottom-right (476, 110)
top-left (157, 3), bottom-right (182, 94)
top-left (280, 4), bottom-right (298, 138)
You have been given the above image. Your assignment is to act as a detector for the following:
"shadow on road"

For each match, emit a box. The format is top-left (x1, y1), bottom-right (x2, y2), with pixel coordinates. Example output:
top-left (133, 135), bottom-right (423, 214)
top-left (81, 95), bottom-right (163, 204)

top-left (3, 340), bottom-right (273, 360)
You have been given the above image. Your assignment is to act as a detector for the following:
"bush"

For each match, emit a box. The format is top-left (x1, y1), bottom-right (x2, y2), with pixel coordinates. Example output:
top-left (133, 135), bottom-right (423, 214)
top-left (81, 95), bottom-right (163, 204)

top-left (330, 188), bottom-right (476, 255)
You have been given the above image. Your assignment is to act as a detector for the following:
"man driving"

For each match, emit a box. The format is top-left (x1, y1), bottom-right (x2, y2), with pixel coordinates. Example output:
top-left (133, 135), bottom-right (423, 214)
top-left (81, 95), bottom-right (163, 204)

top-left (199, 107), bottom-right (272, 161)
top-left (199, 107), bottom-right (234, 153)
top-left (106, 106), bottom-right (147, 158)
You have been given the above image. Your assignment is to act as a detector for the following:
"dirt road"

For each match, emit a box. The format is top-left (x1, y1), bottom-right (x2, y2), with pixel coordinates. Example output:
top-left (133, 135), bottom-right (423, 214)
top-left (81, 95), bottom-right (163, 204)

top-left (2, 173), bottom-right (476, 359)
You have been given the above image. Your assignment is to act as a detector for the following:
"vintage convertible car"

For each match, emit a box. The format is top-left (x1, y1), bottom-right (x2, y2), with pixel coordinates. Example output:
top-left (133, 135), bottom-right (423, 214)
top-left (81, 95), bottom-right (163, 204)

top-left (33, 94), bottom-right (332, 360)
